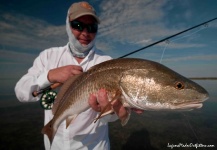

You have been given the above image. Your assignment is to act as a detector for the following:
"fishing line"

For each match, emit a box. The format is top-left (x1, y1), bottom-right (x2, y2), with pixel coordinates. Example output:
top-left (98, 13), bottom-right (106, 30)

top-left (159, 25), bottom-right (208, 63)
top-left (32, 18), bottom-right (217, 100)
top-left (159, 40), bottom-right (169, 63)
top-left (170, 25), bottom-right (207, 43)
top-left (118, 17), bottom-right (217, 58)
top-left (181, 112), bottom-right (201, 144)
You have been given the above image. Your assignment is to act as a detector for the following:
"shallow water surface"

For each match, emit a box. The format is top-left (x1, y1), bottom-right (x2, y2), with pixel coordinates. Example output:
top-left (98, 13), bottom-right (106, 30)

top-left (0, 80), bottom-right (216, 150)
top-left (109, 80), bottom-right (217, 150)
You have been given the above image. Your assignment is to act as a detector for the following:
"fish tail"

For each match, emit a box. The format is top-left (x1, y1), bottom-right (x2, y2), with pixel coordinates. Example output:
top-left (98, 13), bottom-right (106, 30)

top-left (41, 120), bottom-right (55, 145)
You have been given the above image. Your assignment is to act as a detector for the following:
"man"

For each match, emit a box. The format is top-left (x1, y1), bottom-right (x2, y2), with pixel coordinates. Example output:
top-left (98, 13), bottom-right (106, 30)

top-left (15, 2), bottom-right (131, 150)
top-left (15, 2), bottom-right (129, 150)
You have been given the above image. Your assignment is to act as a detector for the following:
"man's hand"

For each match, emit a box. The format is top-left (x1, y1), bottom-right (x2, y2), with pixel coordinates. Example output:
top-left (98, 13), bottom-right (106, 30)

top-left (88, 89), bottom-right (144, 121)
top-left (48, 65), bottom-right (83, 83)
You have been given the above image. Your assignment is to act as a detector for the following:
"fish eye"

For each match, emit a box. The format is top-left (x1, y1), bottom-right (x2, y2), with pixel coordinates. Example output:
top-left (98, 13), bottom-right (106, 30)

top-left (175, 82), bottom-right (184, 90)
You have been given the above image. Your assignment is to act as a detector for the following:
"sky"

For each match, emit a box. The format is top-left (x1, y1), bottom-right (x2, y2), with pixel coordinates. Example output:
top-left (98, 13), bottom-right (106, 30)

top-left (0, 0), bottom-right (217, 95)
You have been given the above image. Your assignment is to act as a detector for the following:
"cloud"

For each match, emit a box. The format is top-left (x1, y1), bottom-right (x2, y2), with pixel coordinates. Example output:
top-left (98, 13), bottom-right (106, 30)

top-left (0, 13), bottom-right (67, 52)
top-left (210, 21), bottom-right (217, 28)
top-left (159, 42), bottom-right (206, 50)
top-left (163, 54), bottom-right (217, 63)
top-left (0, 0), bottom-right (216, 58)
top-left (97, 0), bottom-right (170, 46)
top-left (95, 0), bottom-right (215, 55)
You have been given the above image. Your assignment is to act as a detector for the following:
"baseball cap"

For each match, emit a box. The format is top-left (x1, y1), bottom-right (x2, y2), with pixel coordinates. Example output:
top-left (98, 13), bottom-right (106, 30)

top-left (68, 1), bottom-right (100, 23)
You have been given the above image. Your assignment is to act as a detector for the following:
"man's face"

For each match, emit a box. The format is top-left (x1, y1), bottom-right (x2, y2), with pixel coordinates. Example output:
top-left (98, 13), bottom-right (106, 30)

top-left (70, 15), bottom-right (97, 45)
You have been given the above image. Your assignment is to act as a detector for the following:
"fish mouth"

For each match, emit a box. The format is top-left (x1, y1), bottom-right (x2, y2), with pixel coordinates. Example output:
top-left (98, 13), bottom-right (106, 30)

top-left (171, 102), bottom-right (203, 110)
top-left (170, 94), bottom-right (209, 110)
top-left (171, 99), bottom-right (207, 110)
top-left (134, 100), bottom-right (205, 111)
top-left (128, 94), bottom-right (209, 111)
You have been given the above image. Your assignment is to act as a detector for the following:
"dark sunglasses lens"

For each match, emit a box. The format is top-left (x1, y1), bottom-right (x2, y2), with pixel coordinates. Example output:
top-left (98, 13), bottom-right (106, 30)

top-left (87, 24), bottom-right (98, 33)
top-left (70, 21), bottom-right (83, 31)
top-left (70, 21), bottom-right (98, 33)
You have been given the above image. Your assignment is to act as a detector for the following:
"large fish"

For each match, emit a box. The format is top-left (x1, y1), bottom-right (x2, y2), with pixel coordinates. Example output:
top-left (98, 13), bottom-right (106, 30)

top-left (42, 58), bottom-right (209, 144)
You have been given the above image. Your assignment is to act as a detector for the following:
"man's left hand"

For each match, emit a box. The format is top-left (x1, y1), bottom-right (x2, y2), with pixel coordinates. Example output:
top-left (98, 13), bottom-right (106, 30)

top-left (88, 89), bottom-right (144, 121)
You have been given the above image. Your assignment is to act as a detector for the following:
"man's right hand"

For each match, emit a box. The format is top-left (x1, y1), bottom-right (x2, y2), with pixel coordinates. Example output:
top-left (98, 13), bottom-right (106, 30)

top-left (47, 65), bottom-right (83, 83)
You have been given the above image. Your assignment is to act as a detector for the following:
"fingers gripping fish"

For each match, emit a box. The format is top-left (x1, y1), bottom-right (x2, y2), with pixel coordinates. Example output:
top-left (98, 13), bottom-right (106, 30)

top-left (41, 58), bottom-right (209, 145)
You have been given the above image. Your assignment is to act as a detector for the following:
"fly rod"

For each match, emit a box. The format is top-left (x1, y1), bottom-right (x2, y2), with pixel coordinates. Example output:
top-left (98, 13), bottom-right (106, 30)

top-left (32, 17), bottom-right (217, 97)
top-left (32, 82), bottom-right (61, 97)
top-left (118, 17), bottom-right (217, 58)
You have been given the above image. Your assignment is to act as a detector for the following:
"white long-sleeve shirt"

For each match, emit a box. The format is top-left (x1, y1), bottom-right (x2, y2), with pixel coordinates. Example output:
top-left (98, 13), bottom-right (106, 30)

top-left (15, 44), bottom-right (117, 150)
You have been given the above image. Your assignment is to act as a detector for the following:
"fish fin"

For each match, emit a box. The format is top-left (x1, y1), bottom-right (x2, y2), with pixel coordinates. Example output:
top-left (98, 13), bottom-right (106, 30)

top-left (120, 108), bottom-right (131, 126)
top-left (66, 115), bottom-right (78, 129)
top-left (101, 109), bottom-right (115, 117)
top-left (41, 119), bottom-right (55, 145)
top-left (94, 90), bottom-right (122, 123)
top-left (52, 74), bottom-right (81, 114)
top-left (93, 109), bottom-right (115, 123)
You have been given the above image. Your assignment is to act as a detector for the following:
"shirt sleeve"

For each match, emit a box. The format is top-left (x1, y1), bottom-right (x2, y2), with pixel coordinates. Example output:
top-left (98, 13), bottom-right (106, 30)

top-left (14, 51), bottom-right (52, 102)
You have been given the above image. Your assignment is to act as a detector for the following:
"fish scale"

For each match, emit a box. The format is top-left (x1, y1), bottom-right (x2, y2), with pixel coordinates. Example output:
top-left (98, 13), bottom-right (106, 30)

top-left (41, 58), bottom-right (209, 145)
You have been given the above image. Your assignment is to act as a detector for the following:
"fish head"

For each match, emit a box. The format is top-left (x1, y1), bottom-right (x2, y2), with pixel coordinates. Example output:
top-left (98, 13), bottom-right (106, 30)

top-left (119, 64), bottom-right (209, 111)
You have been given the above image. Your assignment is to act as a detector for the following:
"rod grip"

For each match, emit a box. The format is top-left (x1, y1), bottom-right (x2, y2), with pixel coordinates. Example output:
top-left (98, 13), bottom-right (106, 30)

top-left (32, 83), bottom-right (62, 97)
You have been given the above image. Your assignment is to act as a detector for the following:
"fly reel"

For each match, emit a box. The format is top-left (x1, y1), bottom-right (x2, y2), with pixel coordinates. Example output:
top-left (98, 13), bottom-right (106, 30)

top-left (40, 90), bottom-right (57, 110)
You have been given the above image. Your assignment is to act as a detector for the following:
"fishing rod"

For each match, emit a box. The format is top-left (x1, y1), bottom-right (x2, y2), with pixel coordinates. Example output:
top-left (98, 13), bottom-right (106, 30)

top-left (118, 17), bottom-right (217, 58)
top-left (32, 17), bottom-right (217, 106)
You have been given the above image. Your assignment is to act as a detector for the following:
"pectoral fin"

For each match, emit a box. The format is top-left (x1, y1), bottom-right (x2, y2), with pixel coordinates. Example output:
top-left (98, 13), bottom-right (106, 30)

top-left (94, 90), bottom-right (122, 123)
top-left (66, 115), bottom-right (78, 128)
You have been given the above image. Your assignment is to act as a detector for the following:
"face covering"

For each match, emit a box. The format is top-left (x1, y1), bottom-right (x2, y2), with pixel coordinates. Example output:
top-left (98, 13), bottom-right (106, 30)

top-left (66, 12), bottom-right (96, 58)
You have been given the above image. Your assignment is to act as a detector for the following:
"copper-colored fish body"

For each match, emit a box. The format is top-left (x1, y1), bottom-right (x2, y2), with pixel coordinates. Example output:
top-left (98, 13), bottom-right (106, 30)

top-left (41, 58), bottom-right (209, 144)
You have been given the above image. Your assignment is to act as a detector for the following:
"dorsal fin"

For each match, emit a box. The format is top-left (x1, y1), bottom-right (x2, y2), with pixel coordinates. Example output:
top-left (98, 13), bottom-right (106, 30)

top-left (52, 74), bottom-right (81, 114)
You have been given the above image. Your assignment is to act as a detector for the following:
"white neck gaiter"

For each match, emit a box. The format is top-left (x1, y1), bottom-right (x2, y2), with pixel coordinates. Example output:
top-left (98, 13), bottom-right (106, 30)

top-left (66, 12), bottom-right (96, 58)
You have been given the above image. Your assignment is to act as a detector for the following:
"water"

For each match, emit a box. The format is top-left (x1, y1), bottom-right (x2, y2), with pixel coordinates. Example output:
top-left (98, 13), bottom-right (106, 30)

top-left (0, 80), bottom-right (216, 150)
top-left (109, 80), bottom-right (217, 150)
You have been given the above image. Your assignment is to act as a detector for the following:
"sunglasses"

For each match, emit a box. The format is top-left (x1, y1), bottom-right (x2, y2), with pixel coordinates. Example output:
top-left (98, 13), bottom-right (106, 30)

top-left (70, 20), bottom-right (98, 33)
